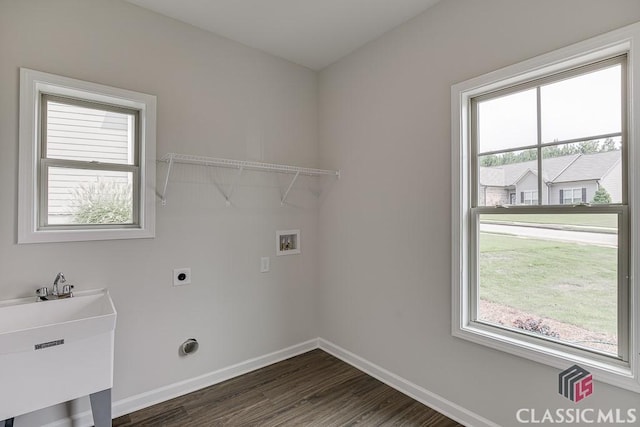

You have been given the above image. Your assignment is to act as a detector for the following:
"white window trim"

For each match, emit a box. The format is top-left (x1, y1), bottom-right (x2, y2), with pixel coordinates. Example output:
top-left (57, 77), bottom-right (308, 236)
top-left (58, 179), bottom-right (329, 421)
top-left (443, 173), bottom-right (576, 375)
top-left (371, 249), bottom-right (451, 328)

top-left (452, 22), bottom-right (640, 392)
top-left (18, 68), bottom-right (156, 243)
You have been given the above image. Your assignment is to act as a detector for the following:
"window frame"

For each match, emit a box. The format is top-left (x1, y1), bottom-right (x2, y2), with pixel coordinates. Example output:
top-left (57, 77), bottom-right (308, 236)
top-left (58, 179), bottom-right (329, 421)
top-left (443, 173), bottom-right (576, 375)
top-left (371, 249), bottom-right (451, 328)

top-left (561, 187), bottom-right (586, 205)
top-left (522, 190), bottom-right (538, 205)
top-left (451, 23), bottom-right (640, 392)
top-left (19, 68), bottom-right (156, 243)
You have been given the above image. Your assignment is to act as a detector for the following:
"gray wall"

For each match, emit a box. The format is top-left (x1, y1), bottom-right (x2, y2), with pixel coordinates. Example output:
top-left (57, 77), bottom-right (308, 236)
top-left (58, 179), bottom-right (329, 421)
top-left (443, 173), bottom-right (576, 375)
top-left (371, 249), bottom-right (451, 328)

top-left (317, 0), bottom-right (640, 425)
top-left (0, 0), bottom-right (320, 425)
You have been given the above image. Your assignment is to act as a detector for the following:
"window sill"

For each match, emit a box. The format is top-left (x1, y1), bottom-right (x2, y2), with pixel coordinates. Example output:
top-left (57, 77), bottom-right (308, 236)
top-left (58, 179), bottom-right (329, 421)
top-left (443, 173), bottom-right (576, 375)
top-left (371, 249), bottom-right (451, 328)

top-left (17, 226), bottom-right (155, 244)
top-left (453, 322), bottom-right (640, 393)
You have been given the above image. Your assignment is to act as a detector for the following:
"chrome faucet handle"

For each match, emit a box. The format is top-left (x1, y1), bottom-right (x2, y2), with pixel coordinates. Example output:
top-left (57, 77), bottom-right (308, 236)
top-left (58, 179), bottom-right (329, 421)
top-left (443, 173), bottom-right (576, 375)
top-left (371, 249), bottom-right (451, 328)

top-left (36, 287), bottom-right (49, 301)
top-left (62, 284), bottom-right (74, 296)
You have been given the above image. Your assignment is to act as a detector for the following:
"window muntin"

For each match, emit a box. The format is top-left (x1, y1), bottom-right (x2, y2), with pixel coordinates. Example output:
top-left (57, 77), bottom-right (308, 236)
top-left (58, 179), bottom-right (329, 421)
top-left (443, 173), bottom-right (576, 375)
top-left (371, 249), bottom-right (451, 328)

top-left (470, 55), bottom-right (627, 361)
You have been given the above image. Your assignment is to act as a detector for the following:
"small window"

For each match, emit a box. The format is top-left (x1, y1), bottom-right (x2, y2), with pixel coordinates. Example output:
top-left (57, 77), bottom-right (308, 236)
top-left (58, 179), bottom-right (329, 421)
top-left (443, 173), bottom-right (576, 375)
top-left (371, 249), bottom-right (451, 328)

top-left (560, 188), bottom-right (586, 205)
top-left (19, 69), bottom-right (156, 243)
top-left (521, 190), bottom-right (538, 205)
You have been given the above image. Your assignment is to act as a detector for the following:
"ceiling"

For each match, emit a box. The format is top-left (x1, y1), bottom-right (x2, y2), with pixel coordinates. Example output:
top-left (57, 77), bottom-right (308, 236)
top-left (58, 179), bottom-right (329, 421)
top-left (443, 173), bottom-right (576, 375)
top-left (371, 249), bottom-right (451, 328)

top-left (126, 0), bottom-right (441, 70)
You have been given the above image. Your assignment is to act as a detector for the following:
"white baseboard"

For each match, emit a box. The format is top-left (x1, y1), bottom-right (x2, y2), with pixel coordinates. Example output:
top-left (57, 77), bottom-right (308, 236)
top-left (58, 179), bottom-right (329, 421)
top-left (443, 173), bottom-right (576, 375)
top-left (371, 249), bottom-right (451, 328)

top-left (318, 338), bottom-right (499, 427)
top-left (41, 337), bottom-right (495, 427)
top-left (42, 338), bottom-right (319, 427)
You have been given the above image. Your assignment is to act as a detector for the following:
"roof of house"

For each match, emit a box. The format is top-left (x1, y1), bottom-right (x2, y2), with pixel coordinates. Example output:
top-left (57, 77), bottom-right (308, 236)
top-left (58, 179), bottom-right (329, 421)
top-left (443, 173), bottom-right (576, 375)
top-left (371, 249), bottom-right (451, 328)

top-left (479, 151), bottom-right (620, 187)
top-left (553, 150), bottom-right (621, 183)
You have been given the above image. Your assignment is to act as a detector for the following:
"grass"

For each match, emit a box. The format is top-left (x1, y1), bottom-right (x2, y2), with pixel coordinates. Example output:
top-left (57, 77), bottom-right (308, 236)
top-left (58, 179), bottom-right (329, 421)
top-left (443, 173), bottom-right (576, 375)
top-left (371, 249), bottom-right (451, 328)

top-left (481, 213), bottom-right (617, 229)
top-left (479, 233), bottom-right (617, 336)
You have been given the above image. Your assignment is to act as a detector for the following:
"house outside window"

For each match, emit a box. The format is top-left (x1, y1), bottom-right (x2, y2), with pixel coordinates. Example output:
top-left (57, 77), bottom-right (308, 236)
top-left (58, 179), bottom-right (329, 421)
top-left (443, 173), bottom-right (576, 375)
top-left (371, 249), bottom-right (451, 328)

top-left (19, 69), bottom-right (157, 243)
top-left (452, 23), bottom-right (640, 392)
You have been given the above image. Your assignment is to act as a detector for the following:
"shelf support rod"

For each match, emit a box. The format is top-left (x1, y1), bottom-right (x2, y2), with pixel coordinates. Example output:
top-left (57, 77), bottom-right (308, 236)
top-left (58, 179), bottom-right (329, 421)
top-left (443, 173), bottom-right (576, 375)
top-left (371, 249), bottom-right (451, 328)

top-left (281, 170), bottom-right (300, 205)
top-left (225, 164), bottom-right (244, 206)
top-left (160, 155), bottom-right (174, 205)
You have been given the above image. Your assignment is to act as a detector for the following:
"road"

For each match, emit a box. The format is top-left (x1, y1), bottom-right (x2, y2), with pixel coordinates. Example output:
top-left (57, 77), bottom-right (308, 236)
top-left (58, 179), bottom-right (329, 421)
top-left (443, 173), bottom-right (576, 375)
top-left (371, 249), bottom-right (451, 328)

top-left (480, 223), bottom-right (618, 247)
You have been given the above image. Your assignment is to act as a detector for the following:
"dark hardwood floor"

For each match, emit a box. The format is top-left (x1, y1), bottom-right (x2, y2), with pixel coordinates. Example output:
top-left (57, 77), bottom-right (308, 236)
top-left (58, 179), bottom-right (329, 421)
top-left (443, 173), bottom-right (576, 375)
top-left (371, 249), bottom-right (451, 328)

top-left (113, 349), bottom-right (463, 426)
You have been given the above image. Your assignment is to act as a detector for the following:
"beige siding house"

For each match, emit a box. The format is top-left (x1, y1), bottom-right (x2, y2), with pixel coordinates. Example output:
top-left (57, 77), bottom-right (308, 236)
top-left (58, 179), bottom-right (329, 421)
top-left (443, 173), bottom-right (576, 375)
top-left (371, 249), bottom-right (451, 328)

top-left (478, 151), bottom-right (621, 206)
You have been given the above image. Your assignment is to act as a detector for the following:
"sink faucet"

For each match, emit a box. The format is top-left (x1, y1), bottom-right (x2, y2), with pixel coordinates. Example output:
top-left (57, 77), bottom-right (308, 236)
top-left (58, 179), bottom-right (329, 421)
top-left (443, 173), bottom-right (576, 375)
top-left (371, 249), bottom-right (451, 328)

top-left (36, 273), bottom-right (74, 301)
top-left (52, 272), bottom-right (66, 297)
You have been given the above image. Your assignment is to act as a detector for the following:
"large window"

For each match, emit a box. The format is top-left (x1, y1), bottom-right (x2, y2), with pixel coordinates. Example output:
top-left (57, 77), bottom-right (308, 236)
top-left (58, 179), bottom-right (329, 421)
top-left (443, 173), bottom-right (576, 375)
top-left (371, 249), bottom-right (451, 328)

top-left (19, 69), bottom-right (156, 243)
top-left (452, 24), bottom-right (640, 392)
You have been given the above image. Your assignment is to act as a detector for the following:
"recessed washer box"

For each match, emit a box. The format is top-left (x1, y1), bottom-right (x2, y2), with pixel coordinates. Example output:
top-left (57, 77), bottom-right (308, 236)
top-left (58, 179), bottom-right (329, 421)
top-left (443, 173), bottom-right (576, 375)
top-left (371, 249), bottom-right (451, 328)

top-left (277, 229), bottom-right (300, 256)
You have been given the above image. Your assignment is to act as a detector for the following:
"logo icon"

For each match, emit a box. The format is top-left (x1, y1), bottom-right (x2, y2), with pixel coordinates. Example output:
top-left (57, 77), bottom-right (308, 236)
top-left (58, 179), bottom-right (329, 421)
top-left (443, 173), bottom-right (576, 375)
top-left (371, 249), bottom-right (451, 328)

top-left (559, 365), bottom-right (593, 402)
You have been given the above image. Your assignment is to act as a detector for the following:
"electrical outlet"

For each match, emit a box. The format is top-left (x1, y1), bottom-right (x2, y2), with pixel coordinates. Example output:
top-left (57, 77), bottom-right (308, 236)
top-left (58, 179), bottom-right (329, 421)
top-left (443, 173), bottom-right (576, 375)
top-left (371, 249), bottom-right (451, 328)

top-left (173, 268), bottom-right (191, 286)
top-left (261, 257), bottom-right (270, 273)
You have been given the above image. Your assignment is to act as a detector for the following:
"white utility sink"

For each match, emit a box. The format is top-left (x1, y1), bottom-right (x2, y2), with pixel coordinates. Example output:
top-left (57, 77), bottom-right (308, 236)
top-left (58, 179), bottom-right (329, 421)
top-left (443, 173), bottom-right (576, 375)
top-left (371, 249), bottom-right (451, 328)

top-left (0, 289), bottom-right (116, 420)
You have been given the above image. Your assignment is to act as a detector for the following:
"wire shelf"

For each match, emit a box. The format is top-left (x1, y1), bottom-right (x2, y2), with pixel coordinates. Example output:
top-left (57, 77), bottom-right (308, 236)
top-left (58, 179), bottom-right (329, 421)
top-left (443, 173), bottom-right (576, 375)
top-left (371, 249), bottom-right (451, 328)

top-left (158, 153), bottom-right (340, 206)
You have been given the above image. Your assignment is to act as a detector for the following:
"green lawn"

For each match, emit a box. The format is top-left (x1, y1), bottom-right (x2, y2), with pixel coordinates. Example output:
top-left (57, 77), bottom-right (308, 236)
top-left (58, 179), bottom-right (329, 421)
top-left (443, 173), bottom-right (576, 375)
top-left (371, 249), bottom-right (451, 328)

top-left (481, 213), bottom-right (617, 229)
top-left (479, 233), bottom-right (617, 336)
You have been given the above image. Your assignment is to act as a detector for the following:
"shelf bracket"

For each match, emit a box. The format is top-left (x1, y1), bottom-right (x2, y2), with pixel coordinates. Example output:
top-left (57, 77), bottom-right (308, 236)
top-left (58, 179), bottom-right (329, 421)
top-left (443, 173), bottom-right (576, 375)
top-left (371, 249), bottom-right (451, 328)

top-left (160, 155), bottom-right (174, 205)
top-left (281, 170), bottom-right (300, 205)
top-left (224, 164), bottom-right (244, 206)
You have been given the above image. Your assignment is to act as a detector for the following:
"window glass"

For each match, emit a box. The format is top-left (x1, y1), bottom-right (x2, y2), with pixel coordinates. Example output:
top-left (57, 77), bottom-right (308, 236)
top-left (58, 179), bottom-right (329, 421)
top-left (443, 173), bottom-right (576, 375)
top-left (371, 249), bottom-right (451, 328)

top-left (541, 137), bottom-right (622, 205)
top-left (477, 149), bottom-right (537, 207)
top-left (477, 213), bottom-right (619, 356)
top-left (477, 88), bottom-right (537, 153)
top-left (46, 167), bottom-right (133, 225)
top-left (45, 98), bottom-right (135, 165)
top-left (541, 65), bottom-right (621, 143)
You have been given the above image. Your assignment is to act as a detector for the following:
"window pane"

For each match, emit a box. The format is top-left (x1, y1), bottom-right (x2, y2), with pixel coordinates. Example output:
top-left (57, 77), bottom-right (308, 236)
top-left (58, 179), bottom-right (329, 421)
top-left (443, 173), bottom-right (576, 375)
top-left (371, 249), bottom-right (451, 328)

top-left (541, 138), bottom-right (622, 205)
top-left (478, 149), bottom-right (537, 206)
top-left (477, 213), bottom-right (618, 355)
top-left (46, 99), bottom-right (135, 165)
top-left (47, 167), bottom-right (133, 225)
top-left (477, 88), bottom-right (537, 153)
top-left (541, 65), bottom-right (621, 143)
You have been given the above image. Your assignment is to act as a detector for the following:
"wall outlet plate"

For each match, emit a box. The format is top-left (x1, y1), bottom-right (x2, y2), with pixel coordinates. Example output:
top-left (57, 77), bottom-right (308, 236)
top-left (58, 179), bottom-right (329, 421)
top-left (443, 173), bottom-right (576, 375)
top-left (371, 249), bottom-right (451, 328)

top-left (261, 257), bottom-right (270, 273)
top-left (173, 268), bottom-right (191, 286)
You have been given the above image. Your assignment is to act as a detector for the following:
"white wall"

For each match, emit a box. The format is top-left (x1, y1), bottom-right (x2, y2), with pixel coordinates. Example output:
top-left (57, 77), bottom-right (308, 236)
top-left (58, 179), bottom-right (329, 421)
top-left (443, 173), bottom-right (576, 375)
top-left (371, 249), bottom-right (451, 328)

top-left (0, 0), bottom-right (320, 425)
top-left (318, 0), bottom-right (640, 425)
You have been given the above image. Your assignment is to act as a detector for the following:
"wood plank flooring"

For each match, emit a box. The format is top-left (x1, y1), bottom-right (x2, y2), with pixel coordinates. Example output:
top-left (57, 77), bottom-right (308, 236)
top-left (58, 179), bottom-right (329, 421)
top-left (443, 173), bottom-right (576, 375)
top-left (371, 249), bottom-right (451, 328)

top-left (113, 349), bottom-right (463, 426)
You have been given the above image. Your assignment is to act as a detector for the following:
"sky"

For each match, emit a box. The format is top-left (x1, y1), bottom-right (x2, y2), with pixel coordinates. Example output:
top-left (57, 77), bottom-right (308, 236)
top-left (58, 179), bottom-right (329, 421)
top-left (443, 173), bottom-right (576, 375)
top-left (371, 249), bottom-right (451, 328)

top-left (478, 64), bottom-right (622, 154)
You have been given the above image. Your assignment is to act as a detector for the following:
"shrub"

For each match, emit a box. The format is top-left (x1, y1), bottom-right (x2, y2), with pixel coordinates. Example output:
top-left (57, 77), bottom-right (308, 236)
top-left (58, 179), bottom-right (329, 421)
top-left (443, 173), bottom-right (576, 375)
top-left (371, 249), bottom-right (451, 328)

top-left (513, 317), bottom-right (560, 338)
top-left (72, 179), bottom-right (132, 224)
top-left (592, 187), bottom-right (612, 204)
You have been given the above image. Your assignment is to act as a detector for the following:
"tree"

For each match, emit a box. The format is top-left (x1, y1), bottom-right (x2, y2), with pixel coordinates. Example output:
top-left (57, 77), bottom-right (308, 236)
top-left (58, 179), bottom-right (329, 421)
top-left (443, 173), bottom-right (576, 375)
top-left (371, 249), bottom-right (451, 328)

top-left (592, 186), bottom-right (612, 204)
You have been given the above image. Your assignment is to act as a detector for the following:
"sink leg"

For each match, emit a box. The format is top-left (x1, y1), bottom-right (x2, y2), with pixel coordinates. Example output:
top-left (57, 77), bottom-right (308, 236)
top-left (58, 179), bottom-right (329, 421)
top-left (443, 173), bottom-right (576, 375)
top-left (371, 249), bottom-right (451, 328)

top-left (90, 388), bottom-right (112, 427)
top-left (3, 418), bottom-right (15, 427)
